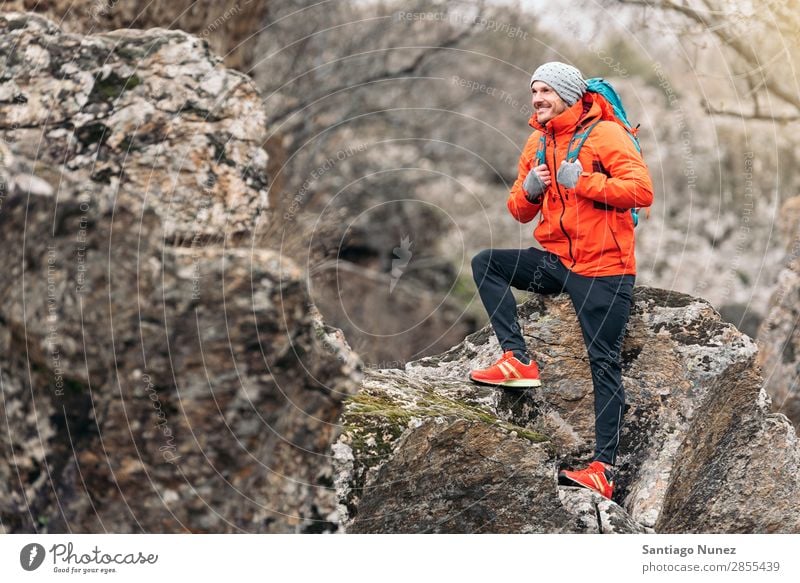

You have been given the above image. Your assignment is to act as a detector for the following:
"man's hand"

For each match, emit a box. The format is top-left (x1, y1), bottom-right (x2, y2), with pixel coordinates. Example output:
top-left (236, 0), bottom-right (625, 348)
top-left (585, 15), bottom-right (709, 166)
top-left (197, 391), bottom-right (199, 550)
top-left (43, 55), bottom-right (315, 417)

top-left (523, 164), bottom-right (551, 202)
top-left (556, 159), bottom-right (583, 189)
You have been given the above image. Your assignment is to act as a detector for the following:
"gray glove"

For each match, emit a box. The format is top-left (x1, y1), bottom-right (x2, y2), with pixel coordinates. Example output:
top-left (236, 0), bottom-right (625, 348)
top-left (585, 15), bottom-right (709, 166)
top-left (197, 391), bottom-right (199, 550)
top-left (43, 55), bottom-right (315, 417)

top-left (523, 168), bottom-right (546, 202)
top-left (556, 159), bottom-right (583, 189)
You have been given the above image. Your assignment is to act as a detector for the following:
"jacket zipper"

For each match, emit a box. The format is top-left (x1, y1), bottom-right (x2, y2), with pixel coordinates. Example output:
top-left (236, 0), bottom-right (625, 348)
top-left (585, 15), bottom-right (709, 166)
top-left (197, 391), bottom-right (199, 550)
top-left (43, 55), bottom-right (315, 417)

top-left (608, 214), bottom-right (626, 264)
top-left (550, 130), bottom-right (576, 268)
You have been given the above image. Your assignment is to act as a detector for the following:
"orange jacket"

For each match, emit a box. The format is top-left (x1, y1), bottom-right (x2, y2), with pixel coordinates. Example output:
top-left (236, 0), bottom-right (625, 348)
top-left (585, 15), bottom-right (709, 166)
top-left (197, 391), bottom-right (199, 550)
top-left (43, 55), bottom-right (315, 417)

top-left (507, 93), bottom-right (654, 277)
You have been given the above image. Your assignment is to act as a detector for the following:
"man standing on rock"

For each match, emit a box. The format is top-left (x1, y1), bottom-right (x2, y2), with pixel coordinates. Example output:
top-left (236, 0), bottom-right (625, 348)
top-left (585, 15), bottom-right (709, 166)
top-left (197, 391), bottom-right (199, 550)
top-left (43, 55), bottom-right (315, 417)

top-left (469, 62), bottom-right (654, 499)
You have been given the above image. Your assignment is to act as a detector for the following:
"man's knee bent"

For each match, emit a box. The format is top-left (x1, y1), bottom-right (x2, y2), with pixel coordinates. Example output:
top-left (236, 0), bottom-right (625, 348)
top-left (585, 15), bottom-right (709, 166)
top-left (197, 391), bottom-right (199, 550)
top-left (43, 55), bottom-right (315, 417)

top-left (471, 249), bottom-right (493, 281)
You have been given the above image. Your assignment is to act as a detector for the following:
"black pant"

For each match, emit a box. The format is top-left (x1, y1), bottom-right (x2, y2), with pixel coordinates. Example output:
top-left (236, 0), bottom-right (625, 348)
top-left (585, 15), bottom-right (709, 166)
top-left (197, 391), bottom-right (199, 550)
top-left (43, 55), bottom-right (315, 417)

top-left (471, 247), bottom-right (634, 465)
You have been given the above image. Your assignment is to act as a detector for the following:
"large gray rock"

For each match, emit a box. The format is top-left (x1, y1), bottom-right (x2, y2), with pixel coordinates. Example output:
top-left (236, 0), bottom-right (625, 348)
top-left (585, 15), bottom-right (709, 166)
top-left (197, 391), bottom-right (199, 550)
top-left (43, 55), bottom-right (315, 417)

top-left (335, 288), bottom-right (800, 533)
top-left (0, 14), bottom-right (361, 533)
top-left (0, 1), bottom-right (266, 71)
top-left (757, 196), bottom-right (800, 429)
top-left (0, 12), bottom-right (268, 243)
top-left (757, 262), bottom-right (800, 427)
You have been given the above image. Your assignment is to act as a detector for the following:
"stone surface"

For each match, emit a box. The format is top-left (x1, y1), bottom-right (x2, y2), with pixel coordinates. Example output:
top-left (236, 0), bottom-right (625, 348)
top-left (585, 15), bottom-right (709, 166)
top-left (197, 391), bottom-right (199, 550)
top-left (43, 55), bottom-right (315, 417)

top-left (348, 419), bottom-right (573, 534)
top-left (657, 361), bottom-right (800, 533)
top-left (757, 196), bottom-right (800, 429)
top-left (0, 12), bottom-right (269, 243)
top-left (0, 1), bottom-right (266, 71)
top-left (0, 14), bottom-right (361, 534)
top-left (335, 287), bottom-right (800, 533)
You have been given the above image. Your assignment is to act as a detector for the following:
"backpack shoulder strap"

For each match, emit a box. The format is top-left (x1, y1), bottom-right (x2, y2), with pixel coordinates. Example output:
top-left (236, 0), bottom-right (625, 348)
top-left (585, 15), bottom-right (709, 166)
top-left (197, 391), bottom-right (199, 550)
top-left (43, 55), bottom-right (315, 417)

top-left (574, 120), bottom-right (648, 228)
top-left (535, 133), bottom-right (546, 166)
top-left (566, 120), bottom-right (602, 163)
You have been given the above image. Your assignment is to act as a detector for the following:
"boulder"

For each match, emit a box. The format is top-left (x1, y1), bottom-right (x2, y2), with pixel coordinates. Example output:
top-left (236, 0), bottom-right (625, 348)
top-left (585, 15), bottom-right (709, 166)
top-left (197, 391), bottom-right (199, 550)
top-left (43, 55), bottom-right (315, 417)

top-left (0, 1), bottom-right (266, 71)
top-left (757, 196), bottom-right (800, 429)
top-left (0, 13), bottom-right (360, 533)
top-left (336, 288), bottom-right (800, 533)
top-left (0, 12), bottom-right (268, 243)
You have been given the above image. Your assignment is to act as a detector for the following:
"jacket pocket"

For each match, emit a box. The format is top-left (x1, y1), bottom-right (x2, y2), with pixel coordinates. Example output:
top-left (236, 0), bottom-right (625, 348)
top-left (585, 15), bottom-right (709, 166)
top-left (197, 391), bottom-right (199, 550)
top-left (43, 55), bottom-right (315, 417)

top-left (607, 209), bottom-right (634, 266)
top-left (573, 198), bottom-right (614, 266)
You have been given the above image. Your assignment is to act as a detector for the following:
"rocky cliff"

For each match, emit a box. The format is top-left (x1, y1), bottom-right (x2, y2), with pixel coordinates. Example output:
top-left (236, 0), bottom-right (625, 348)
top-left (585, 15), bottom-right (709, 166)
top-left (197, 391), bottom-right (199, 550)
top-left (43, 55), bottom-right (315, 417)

top-left (757, 196), bottom-right (800, 429)
top-left (335, 288), bottom-right (800, 533)
top-left (0, 13), bottom-right (360, 533)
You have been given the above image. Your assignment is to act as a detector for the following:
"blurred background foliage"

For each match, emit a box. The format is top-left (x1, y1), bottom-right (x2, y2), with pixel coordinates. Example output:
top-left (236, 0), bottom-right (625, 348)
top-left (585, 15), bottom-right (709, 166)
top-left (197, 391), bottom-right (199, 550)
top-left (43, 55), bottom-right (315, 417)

top-left (3, 0), bottom-right (798, 364)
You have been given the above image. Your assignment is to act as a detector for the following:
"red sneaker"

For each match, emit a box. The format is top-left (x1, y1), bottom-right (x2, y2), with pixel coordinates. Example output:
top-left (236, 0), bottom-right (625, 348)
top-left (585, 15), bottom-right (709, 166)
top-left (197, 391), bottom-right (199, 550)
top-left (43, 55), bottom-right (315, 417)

top-left (558, 461), bottom-right (615, 499)
top-left (468, 350), bottom-right (541, 388)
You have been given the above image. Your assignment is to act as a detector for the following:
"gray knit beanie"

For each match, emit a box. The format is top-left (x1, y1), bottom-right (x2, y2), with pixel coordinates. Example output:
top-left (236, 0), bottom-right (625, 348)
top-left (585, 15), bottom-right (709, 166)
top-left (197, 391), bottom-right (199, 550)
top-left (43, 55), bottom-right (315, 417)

top-left (530, 62), bottom-right (587, 107)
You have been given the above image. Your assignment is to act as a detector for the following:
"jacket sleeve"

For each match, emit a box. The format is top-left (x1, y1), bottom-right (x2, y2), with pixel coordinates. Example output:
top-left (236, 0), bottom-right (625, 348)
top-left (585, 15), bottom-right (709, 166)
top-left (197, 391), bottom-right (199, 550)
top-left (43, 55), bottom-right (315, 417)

top-left (507, 133), bottom-right (542, 223)
top-left (575, 122), bottom-right (654, 209)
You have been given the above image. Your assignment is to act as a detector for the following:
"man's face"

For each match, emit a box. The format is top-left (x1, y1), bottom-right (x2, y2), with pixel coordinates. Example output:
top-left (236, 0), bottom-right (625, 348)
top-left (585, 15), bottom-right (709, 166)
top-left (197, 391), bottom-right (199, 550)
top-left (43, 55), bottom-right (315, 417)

top-left (531, 81), bottom-right (567, 125)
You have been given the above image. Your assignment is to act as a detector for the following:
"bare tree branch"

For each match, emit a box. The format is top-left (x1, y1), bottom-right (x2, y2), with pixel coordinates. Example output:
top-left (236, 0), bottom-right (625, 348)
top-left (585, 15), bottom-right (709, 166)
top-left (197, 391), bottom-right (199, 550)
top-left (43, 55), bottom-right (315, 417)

top-left (702, 100), bottom-right (800, 123)
top-left (618, 0), bottom-right (800, 116)
top-left (269, 20), bottom-right (481, 127)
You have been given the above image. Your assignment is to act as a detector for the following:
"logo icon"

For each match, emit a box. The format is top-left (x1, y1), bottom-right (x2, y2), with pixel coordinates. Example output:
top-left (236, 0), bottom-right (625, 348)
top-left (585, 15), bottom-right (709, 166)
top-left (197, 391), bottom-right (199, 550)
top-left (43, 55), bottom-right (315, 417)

top-left (20, 543), bottom-right (46, 571)
top-left (390, 234), bottom-right (413, 293)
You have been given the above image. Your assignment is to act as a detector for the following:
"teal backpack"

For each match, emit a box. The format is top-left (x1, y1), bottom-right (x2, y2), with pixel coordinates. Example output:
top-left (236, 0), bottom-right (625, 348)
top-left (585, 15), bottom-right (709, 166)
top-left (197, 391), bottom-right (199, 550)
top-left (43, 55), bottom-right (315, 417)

top-left (535, 78), bottom-right (647, 226)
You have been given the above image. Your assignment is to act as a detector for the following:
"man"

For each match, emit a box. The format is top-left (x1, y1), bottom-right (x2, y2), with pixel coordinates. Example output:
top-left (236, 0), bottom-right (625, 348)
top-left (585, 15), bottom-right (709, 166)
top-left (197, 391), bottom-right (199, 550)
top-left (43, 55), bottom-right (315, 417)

top-left (469, 62), bottom-right (654, 499)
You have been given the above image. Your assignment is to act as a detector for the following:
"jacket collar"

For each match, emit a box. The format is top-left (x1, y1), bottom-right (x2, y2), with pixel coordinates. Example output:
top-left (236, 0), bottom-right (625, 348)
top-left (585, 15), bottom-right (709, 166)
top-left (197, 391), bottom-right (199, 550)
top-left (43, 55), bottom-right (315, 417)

top-left (528, 93), bottom-right (601, 137)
